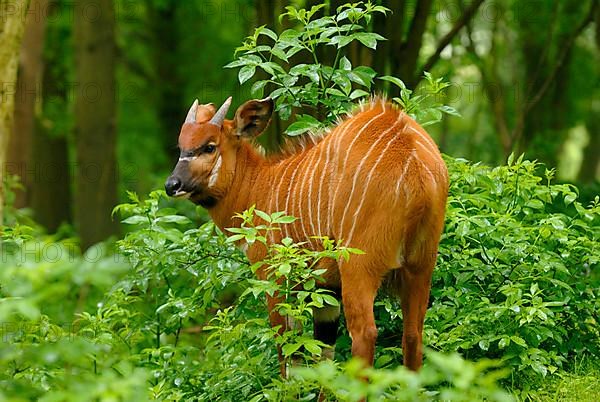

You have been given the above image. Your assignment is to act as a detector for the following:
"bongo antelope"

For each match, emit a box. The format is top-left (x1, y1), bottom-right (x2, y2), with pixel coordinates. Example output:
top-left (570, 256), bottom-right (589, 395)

top-left (165, 96), bottom-right (448, 373)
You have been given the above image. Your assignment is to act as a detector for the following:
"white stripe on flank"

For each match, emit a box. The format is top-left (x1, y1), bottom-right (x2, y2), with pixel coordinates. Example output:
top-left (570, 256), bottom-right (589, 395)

top-left (420, 159), bottom-right (436, 185)
top-left (329, 108), bottom-right (388, 237)
top-left (409, 126), bottom-right (437, 152)
top-left (414, 139), bottom-right (439, 161)
top-left (284, 157), bottom-right (304, 240)
top-left (305, 145), bottom-right (323, 245)
top-left (340, 114), bottom-right (404, 243)
top-left (395, 151), bottom-right (415, 198)
top-left (271, 158), bottom-right (296, 241)
top-left (414, 140), bottom-right (440, 184)
top-left (297, 147), bottom-right (319, 247)
top-left (207, 156), bottom-right (222, 188)
top-left (326, 118), bottom-right (357, 231)
top-left (316, 136), bottom-right (334, 238)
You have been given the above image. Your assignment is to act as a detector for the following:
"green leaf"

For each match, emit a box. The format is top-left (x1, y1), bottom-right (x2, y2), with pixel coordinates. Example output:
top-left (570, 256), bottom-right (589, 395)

top-left (498, 337), bottom-right (510, 349)
top-left (354, 32), bottom-right (385, 49)
top-left (330, 35), bottom-right (354, 48)
top-left (304, 341), bottom-right (321, 355)
top-left (121, 215), bottom-right (148, 225)
top-left (339, 56), bottom-right (352, 71)
top-left (286, 116), bottom-right (320, 136)
top-left (258, 26), bottom-right (278, 41)
top-left (510, 336), bottom-right (527, 347)
top-left (350, 89), bottom-right (369, 100)
top-left (325, 88), bottom-right (346, 97)
top-left (525, 199), bottom-right (545, 210)
top-left (278, 263), bottom-right (291, 275)
top-left (239, 65), bottom-right (256, 84)
top-left (438, 105), bottom-right (462, 117)
top-left (379, 75), bottom-right (406, 89)
top-left (564, 193), bottom-right (577, 206)
top-left (270, 46), bottom-right (288, 61)
top-left (282, 343), bottom-right (302, 357)
top-left (225, 234), bottom-right (245, 243)
top-left (255, 209), bottom-right (272, 223)
top-left (251, 80), bottom-right (268, 97)
top-left (156, 215), bottom-right (191, 224)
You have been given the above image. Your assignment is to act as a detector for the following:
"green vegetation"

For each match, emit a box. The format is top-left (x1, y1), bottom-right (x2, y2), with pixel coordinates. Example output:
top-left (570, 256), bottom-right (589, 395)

top-left (1, 154), bottom-right (598, 400)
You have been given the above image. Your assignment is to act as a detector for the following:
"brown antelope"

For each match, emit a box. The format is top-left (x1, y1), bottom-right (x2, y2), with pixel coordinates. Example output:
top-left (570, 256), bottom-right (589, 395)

top-left (165, 96), bottom-right (448, 373)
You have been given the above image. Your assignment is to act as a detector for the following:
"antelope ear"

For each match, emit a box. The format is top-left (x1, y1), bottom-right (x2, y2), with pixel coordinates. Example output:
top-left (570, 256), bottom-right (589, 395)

top-left (195, 103), bottom-right (216, 123)
top-left (233, 97), bottom-right (274, 138)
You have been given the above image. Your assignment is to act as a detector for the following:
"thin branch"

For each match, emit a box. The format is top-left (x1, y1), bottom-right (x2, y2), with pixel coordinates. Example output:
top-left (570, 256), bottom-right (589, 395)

top-left (464, 12), bottom-right (512, 155)
top-left (524, 1), bottom-right (597, 115)
top-left (400, 0), bottom-right (433, 86)
top-left (511, 0), bottom-right (598, 149)
top-left (525, 2), bottom-right (560, 97)
top-left (417, 0), bottom-right (486, 79)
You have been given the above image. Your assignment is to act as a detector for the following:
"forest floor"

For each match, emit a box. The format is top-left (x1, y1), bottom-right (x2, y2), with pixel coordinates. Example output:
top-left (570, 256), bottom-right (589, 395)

top-left (515, 360), bottom-right (600, 401)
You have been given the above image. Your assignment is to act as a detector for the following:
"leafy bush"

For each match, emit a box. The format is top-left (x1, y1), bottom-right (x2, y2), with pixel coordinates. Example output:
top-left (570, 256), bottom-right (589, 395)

top-left (226, 1), bottom-right (458, 136)
top-left (434, 156), bottom-right (599, 378)
top-left (6, 156), bottom-right (598, 400)
top-left (1, 189), bottom-right (515, 401)
top-left (374, 156), bottom-right (600, 386)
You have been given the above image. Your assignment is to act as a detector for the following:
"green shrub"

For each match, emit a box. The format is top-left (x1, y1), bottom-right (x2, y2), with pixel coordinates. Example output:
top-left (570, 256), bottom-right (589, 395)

top-left (374, 156), bottom-right (600, 386)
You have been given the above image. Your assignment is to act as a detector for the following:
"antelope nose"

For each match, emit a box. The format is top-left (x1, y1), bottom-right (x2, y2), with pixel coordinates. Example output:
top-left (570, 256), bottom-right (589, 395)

top-left (165, 176), bottom-right (182, 196)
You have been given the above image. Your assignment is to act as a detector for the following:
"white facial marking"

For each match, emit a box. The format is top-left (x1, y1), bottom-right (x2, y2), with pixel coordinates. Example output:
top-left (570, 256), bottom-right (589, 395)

top-left (178, 156), bottom-right (198, 162)
top-left (173, 191), bottom-right (191, 199)
top-left (208, 155), bottom-right (222, 188)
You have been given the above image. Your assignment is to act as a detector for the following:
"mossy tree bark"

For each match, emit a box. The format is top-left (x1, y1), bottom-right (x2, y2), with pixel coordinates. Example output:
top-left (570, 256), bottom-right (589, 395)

top-left (0, 0), bottom-right (30, 224)
top-left (7, 0), bottom-right (47, 210)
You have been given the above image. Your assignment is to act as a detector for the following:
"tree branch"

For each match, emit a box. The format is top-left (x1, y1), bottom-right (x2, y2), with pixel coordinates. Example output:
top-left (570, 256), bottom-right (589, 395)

top-left (416, 0), bottom-right (486, 81)
top-left (511, 0), bottom-right (598, 149)
top-left (524, 1), bottom-right (597, 114)
top-left (398, 0), bottom-right (433, 86)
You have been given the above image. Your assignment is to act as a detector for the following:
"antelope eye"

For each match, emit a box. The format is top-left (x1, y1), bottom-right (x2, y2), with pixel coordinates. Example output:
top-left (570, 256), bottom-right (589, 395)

top-left (202, 144), bottom-right (217, 154)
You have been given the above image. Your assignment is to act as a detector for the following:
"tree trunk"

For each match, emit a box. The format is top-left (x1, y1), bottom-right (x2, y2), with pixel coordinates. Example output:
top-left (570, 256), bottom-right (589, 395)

top-left (578, 3), bottom-right (600, 183)
top-left (73, 0), bottom-right (119, 249)
top-left (0, 0), bottom-right (30, 224)
top-left (373, 0), bottom-right (405, 79)
top-left (7, 0), bottom-right (47, 209)
top-left (30, 0), bottom-right (71, 231)
top-left (395, 0), bottom-right (433, 87)
top-left (147, 0), bottom-right (182, 156)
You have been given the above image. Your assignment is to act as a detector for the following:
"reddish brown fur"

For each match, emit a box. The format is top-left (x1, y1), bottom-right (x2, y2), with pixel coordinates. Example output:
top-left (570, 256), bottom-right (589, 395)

top-left (170, 97), bottom-right (448, 373)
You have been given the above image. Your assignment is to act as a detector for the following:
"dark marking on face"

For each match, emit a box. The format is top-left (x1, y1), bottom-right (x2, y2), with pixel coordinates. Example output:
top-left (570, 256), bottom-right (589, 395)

top-left (193, 195), bottom-right (218, 209)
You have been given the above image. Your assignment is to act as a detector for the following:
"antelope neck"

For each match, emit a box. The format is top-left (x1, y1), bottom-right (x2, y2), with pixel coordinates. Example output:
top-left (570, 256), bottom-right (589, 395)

top-left (207, 142), bottom-right (269, 230)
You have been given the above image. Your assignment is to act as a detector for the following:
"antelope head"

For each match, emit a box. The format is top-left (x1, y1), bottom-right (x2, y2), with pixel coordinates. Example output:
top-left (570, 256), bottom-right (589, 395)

top-left (165, 96), bottom-right (274, 208)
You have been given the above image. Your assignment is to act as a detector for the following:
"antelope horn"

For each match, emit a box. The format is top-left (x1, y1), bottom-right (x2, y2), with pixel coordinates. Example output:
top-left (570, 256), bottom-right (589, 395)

top-left (209, 96), bottom-right (232, 128)
top-left (185, 99), bottom-right (199, 124)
